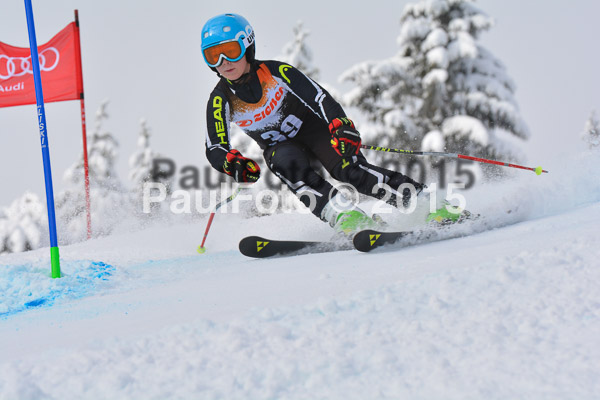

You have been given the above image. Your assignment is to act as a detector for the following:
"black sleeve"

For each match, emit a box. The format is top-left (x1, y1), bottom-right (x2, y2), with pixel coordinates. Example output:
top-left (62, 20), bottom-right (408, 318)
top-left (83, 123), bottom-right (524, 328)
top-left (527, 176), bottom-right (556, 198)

top-left (205, 85), bottom-right (232, 173)
top-left (264, 60), bottom-right (347, 124)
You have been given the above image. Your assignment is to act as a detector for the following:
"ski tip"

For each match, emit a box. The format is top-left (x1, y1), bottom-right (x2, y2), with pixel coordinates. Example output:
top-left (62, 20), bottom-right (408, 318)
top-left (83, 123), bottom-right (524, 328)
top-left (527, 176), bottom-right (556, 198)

top-left (238, 236), bottom-right (272, 258)
top-left (352, 230), bottom-right (385, 253)
top-left (238, 236), bottom-right (342, 258)
top-left (353, 229), bottom-right (410, 252)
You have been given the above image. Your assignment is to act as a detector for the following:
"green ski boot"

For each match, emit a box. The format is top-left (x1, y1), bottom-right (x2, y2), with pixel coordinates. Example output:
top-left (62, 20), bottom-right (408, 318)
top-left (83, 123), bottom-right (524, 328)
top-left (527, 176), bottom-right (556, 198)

top-left (333, 210), bottom-right (379, 237)
top-left (427, 201), bottom-right (473, 225)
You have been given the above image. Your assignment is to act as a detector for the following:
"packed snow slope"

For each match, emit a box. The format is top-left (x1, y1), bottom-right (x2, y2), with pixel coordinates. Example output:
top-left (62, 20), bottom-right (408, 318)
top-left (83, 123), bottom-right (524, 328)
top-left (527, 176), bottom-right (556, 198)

top-left (1, 151), bottom-right (599, 400)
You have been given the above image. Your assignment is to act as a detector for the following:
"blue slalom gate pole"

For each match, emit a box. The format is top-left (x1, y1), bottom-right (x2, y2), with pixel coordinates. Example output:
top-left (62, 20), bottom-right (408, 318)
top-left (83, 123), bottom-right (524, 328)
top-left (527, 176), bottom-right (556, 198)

top-left (24, 0), bottom-right (61, 278)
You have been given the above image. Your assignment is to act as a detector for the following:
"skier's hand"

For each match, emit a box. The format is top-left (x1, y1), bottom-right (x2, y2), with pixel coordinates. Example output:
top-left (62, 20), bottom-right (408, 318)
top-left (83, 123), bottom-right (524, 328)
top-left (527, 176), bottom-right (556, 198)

top-left (224, 149), bottom-right (261, 183)
top-left (329, 117), bottom-right (361, 157)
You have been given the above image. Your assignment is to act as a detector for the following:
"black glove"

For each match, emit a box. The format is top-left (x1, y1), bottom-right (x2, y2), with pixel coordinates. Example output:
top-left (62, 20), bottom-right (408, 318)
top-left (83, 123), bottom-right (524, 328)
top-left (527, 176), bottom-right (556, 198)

top-left (329, 117), bottom-right (361, 157)
top-left (223, 149), bottom-right (261, 183)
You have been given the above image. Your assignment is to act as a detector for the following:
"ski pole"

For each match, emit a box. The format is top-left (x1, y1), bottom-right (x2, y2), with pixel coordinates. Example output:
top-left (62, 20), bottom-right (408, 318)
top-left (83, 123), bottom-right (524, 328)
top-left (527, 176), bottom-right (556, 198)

top-left (361, 144), bottom-right (548, 175)
top-left (197, 186), bottom-right (242, 254)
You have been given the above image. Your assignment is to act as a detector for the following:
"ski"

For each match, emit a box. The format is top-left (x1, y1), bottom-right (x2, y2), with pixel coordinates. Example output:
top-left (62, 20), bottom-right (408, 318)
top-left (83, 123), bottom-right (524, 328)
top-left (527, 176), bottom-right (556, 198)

top-left (353, 209), bottom-right (482, 253)
top-left (239, 236), bottom-right (347, 258)
top-left (352, 229), bottom-right (412, 253)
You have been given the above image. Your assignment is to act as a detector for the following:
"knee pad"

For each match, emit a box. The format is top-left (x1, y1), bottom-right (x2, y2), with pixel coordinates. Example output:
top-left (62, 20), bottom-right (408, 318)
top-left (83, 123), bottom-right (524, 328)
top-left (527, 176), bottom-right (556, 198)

top-left (264, 141), bottom-right (333, 215)
top-left (264, 142), bottom-right (309, 173)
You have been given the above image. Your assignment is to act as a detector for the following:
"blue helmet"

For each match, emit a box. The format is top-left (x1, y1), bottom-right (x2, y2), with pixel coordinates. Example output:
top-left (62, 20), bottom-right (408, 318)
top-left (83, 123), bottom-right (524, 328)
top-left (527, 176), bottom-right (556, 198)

top-left (201, 13), bottom-right (256, 68)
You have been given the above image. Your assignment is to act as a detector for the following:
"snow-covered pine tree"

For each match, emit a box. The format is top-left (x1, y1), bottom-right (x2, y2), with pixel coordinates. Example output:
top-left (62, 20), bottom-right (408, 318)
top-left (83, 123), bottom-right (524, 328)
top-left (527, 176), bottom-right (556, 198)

top-left (276, 20), bottom-right (343, 102)
top-left (278, 21), bottom-right (320, 81)
top-left (582, 110), bottom-right (600, 149)
top-left (0, 208), bottom-right (6, 254)
top-left (57, 100), bottom-right (130, 241)
top-left (342, 0), bottom-right (529, 176)
top-left (85, 100), bottom-right (123, 191)
top-left (129, 118), bottom-right (153, 189)
top-left (62, 100), bottom-right (123, 191)
top-left (0, 192), bottom-right (46, 254)
top-left (129, 118), bottom-right (173, 215)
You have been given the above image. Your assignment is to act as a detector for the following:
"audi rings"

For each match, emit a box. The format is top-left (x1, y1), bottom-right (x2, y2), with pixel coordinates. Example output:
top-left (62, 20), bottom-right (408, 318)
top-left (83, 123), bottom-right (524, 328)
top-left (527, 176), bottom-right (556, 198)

top-left (0, 47), bottom-right (60, 80)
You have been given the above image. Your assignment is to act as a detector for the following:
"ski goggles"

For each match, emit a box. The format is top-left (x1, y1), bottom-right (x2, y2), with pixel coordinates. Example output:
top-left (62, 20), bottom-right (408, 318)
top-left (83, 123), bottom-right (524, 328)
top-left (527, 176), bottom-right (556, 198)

top-left (203, 40), bottom-right (245, 68)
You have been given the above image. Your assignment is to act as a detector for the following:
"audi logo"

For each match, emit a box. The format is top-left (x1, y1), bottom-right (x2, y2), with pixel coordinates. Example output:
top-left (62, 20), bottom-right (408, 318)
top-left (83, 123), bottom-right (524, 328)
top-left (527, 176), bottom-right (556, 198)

top-left (0, 47), bottom-right (60, 80)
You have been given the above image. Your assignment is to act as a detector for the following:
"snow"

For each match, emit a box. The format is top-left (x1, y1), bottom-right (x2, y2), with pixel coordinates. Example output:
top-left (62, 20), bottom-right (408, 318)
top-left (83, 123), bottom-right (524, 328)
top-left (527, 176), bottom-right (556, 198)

top-left (0, 193), bottom-right (47, 253)
top-left (442, 115), bottom-right (489, 146)
top-left (382, 109), bottom-right (417, 131)
top-left (1, 150), bottom-right (600, 399)
top-left (398, 16), bottom-right (431, 44)
top-left (421, 28), bottom-right (448, 51)
top-left (1, 1), bottom-right (599, 396)
top-left (426, 47), bottom-right (449, 69)
top-left (447, 34), bottom-right (478, 61)
top-left (423, 67), bottom-right (448, 86)
top-left (422, 129), bottom-right (444, 151)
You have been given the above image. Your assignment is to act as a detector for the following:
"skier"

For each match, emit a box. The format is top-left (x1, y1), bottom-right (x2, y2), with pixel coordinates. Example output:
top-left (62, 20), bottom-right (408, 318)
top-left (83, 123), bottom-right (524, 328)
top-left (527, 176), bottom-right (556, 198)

top-left (202, 13), bottom-right (447, 236)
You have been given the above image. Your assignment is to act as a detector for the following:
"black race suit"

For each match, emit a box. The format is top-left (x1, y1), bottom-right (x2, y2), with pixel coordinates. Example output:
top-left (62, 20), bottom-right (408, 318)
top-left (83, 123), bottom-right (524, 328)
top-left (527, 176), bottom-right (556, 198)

top-left (205, 60), bottom-right (420, 219)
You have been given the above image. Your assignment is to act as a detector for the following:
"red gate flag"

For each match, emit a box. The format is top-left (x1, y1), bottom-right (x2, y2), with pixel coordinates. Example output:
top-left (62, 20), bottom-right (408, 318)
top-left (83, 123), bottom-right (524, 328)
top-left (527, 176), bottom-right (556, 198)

top-left (0, 21), bottom-right (83, 108)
